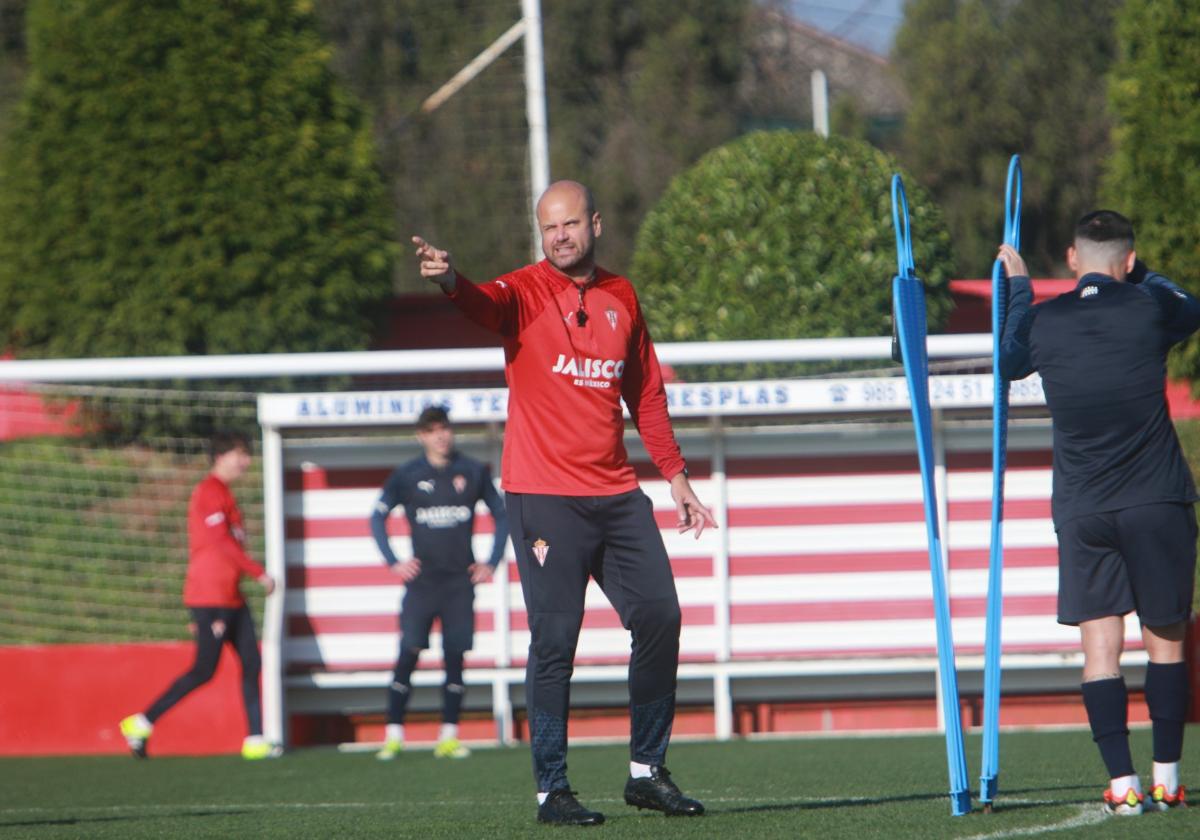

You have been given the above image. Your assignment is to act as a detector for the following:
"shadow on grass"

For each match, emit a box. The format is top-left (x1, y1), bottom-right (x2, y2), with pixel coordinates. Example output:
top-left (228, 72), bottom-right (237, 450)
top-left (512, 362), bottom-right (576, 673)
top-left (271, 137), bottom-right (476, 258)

top-left (0, 809), bottom-right (252, 830)
top-left (714, 784), bottom-right (1096, 817)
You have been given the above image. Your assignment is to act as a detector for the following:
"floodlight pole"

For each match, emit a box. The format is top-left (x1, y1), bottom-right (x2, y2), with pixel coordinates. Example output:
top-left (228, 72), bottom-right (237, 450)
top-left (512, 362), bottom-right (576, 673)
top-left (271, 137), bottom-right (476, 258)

top-left (523, 0), bottom-right (551, 260)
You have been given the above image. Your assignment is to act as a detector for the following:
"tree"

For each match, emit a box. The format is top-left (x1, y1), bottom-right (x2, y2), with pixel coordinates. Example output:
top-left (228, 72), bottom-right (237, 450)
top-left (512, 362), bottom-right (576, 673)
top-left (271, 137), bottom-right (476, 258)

top-left (1103, 0), bottom-right (1200, 378)
top-left (315, 0), bottom-right (750, 285)
top-left (0, 0), bottom-right (27, 138)
top-left (315, 0), bottom-right (532, 285)
top-left (0, 0), bottom-right (395, 359)
top-left (893, 0), bottom-right (1121, 277)
top-left (544, 0), bottom-right (749, 273)
top-left (630, 131), bottom-right (955, 355)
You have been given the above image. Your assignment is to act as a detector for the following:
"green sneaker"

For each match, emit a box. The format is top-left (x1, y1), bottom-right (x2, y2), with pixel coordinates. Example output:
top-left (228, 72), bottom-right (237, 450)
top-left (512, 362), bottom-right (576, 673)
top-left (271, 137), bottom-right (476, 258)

top-left (433, 737), bottom-right (470, 759)
top-left (376, 739), bottom-right (404, 761)
top-left (241, 736), bottom-right (282, 760)
top-left (118, 714), bottom-right (152, 758)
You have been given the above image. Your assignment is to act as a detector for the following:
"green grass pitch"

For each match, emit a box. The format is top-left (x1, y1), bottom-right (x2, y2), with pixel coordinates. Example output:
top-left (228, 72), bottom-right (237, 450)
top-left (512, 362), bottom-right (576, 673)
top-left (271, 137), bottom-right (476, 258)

top-left (2, 729), bottom-right (1198, 839)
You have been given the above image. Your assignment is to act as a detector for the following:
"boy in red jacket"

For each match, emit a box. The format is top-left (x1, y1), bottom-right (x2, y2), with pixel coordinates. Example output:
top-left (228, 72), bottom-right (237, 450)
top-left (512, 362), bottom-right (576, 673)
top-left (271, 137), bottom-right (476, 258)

top-left (119, 431), bottom-right (277, 759)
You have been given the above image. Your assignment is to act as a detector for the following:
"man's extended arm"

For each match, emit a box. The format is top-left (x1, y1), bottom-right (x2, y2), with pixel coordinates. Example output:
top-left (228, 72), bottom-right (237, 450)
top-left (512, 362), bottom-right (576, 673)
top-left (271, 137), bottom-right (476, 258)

top-left (996, 244), bottom-right (1036, 381)
top-left (412, 235), bottom-right (517, 334)
top-left (1139, 269), bottom-right (1200, 346)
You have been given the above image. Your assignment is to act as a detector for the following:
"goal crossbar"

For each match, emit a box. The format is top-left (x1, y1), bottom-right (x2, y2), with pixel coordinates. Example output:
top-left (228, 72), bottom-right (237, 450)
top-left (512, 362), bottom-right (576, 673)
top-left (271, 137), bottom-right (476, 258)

top-left (0, 334), bottom-right (993, 383)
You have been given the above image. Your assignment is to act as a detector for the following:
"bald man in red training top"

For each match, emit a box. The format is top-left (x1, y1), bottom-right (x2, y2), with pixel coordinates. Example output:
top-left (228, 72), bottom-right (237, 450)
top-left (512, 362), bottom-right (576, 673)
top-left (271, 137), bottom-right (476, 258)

top-left (414, 180), bottom-right (716, 826)
top-left (119, 431), bottom-right (278, 760)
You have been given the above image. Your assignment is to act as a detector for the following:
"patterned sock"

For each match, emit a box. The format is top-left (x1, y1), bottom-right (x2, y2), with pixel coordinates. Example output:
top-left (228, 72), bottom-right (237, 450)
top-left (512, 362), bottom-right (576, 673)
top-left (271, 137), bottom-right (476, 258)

top-left (530, 707), bottom-right (569, 793)
top-left (630, 693), bottom-right (675, 766)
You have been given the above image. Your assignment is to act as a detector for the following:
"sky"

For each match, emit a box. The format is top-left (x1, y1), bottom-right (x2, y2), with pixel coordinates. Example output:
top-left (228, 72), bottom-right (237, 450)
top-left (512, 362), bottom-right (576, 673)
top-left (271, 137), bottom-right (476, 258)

top-left (788, 0), bottom-right (906, 56)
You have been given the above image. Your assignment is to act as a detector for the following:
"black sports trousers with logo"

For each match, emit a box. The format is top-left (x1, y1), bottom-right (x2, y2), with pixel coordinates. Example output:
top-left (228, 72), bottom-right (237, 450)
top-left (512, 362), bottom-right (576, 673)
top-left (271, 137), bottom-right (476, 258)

top-left (144, 605), bottom-right (263, 735)
top-left (507, 490), bottom-right (681, 794)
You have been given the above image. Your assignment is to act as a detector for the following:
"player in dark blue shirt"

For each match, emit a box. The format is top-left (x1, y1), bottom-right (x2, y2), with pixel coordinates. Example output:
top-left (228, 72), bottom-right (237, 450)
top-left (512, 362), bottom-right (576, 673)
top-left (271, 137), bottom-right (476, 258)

top-left (999, 210), bottom-right (1200, 814)
top-left (370, 406), bottom-right (508, 761)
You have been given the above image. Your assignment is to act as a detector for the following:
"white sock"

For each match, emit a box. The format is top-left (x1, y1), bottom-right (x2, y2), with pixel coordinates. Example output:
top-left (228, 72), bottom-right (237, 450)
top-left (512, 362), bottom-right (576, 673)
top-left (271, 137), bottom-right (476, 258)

top-left (439, 723), bottom-right (458, 742)
top-left (385, 724), bottom-right (404, 743)
top-left (1153, 761), bottom-right (1179, 794)
top-left (537, 792), bottom-right (549, 805)
top-left (630, 761), bottom-right (653, 779)
top-left (133, 713), bottom-right (152, 732)
top-left (1110, 774), bottom-right (1142, 798)
top-left (243, 734), bottom-right (265, 746)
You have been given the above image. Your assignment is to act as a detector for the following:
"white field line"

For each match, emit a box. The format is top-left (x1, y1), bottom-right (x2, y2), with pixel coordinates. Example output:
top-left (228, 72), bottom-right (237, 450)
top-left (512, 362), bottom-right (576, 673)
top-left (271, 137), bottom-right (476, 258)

top-left (957, 802), bottom-right (1108, 839)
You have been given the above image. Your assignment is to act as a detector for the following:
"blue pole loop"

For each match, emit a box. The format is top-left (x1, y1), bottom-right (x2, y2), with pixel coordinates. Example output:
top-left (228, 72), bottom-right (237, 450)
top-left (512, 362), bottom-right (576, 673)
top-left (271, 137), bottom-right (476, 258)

top-left (889, 171), bottom-right (970, 816)
top-left (891, 174), bottom-right (914, 278)
top-left (981, 152), bottom-right (1021, 809)
top-left (1003, 155), bottom-right (1022, 251)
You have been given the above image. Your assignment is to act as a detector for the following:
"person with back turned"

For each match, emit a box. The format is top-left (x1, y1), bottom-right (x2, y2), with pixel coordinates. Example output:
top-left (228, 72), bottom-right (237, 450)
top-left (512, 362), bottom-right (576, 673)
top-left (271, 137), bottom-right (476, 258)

top-left (999, 210), bottom-right (1200, 816)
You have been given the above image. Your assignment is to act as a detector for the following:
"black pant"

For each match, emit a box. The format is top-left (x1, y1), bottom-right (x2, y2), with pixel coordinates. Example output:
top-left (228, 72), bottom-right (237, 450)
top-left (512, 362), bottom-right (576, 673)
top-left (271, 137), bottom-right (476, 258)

top-left (508, 490), bottom-right (681, 793)
top-left (145, 604), bottom-right (263, 736)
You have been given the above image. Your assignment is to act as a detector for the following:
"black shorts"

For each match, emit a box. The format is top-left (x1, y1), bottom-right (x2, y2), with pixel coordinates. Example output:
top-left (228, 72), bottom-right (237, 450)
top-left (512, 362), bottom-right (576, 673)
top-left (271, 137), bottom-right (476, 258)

top-left (506, 489), bottom-right (678, 626)
top-left (1056, 502), bottom-right (1197, 626)
top-left (399, 574), bottom-right (475, 652)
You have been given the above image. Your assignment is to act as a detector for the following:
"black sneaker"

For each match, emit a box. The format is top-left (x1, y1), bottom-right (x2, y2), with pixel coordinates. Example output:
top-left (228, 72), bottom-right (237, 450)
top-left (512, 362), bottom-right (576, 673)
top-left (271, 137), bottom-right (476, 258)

top-left (537, 789), bottom-right (605, 826)
top-left (624, 766), bottom-right (705, 816)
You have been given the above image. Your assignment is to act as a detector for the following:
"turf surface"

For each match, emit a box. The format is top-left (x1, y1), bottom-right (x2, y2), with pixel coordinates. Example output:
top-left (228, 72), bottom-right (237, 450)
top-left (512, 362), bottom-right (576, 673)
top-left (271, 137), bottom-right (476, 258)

top-left (2, 728), bottom-right (1198, 839)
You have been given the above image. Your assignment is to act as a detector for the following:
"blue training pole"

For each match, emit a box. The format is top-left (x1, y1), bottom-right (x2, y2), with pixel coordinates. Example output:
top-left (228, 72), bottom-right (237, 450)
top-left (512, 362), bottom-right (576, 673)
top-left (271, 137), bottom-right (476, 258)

top-left (980, 155), bottom-right (1021, 810)
top-left (891, 175), bottom-right (971, 817)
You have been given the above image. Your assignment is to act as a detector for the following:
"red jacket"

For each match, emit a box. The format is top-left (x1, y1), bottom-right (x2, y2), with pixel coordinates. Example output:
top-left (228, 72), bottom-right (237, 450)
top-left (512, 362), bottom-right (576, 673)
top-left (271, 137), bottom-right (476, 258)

top-left (447, 260), bottom-right (685, 495)
top-left (183, 474), bottom-right (265, 607)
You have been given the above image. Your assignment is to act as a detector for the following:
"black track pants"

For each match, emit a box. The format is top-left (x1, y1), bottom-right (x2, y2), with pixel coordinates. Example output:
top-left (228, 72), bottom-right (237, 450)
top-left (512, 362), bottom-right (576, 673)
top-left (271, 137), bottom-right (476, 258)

top-left (145, 604), bottom-right (263, 736)
top-left (508, 490), bottom-right (681, 793)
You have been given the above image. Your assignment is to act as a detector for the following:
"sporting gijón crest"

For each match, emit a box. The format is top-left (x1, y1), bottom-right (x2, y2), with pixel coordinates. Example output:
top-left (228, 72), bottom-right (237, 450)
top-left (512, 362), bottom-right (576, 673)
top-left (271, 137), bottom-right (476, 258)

top-left (532, 538), bottom-right (549, 566)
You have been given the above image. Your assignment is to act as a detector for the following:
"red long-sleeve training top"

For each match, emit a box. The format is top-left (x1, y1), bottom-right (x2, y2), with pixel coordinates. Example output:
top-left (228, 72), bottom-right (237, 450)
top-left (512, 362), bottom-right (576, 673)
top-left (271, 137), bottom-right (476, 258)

top-left (447, 260), bottom-right (685, 495)
top-left (183, 474), bottom-right (265, 607)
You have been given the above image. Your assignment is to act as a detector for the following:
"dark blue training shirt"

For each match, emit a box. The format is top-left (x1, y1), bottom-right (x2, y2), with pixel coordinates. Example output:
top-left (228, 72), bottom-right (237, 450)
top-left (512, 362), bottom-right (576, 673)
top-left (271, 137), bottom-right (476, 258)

top-left (1000, 270), bottom-right (1200, 527)
top-left (370, 452), bottom-right (509, 575)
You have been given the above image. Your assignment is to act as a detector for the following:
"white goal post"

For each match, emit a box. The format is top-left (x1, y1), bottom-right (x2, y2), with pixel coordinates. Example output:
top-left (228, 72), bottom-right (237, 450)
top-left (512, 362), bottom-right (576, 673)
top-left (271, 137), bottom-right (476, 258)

top-left (5, 334), bottom-right (1120, 749)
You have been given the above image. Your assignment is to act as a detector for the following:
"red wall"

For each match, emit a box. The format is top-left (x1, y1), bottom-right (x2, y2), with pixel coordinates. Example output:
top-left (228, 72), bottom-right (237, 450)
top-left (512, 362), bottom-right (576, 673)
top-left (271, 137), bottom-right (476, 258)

top-left (2, 636), bottom-right (1198, 755)
top-left (0, 643), bottom-right (250, 756)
